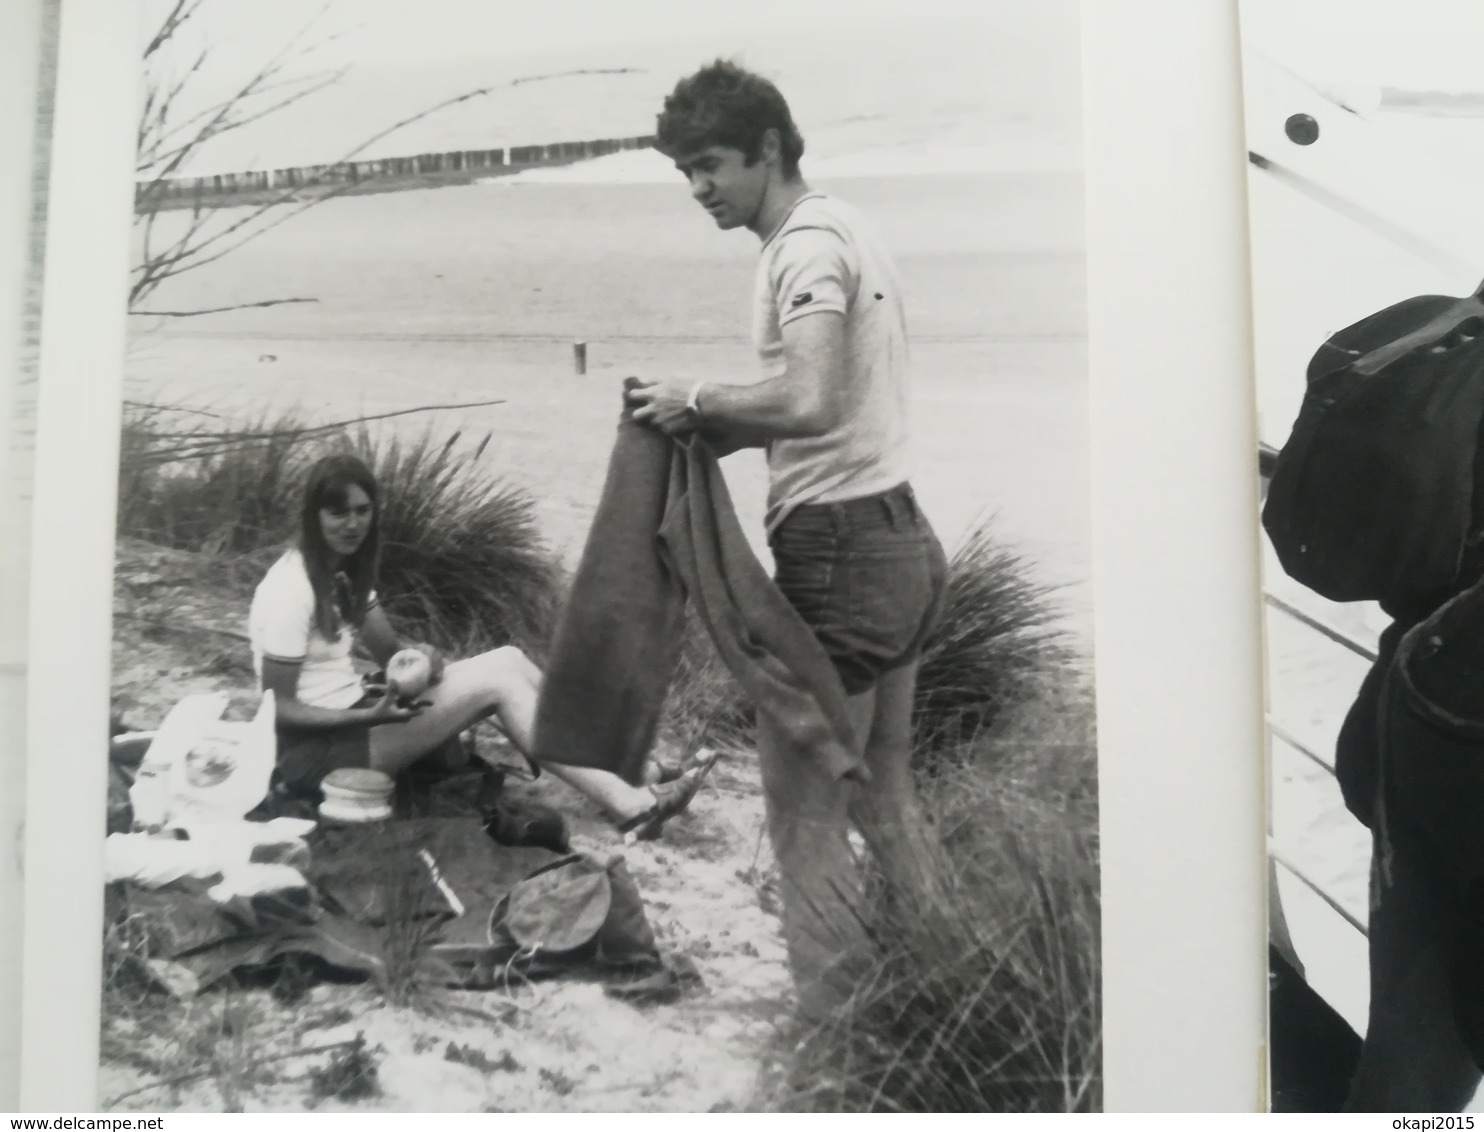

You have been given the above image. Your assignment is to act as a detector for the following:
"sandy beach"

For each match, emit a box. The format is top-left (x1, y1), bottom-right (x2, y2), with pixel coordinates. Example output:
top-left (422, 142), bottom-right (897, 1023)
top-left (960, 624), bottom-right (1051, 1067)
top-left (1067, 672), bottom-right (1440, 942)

top-left (104, 156), bottom-right (1093, 1111)
top-left (127, 169), bottom-right (1092, 627)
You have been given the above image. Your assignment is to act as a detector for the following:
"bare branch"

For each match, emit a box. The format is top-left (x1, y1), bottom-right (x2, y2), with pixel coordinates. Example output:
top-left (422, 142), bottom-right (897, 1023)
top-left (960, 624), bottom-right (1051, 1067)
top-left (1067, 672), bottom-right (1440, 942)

top-left (127, 399), bottom-right (510, 466)
top-left (144, 67), bottom-right (345, 177)
top-left (135, 67), bottom-right (645, 296)
top-left (137, 2), bottom-right (337, 180)
top-left (134, 5), bottom-right (643, 313)
top-left (123, 401), bottom-right (228, 419)
top-left (131, 4), bottom-right (359, 307)
top-left (143, 21), bottom-right (354, 177)
top-left (129, 297), bottom-right (319, 318)
top-left (142, 0), bottom-right (203, 61)
top-left (137, 47), bottom-right (212, 173)
top-left (130, 197), bottom-right (217, 306)
top-left (509, 67), bottom-right (642, 88)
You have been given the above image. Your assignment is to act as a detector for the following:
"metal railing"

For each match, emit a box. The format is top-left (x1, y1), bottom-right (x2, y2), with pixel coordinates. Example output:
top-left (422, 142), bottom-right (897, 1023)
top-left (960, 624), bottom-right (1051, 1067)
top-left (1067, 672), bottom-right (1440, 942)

top-left (1260, 444), bottom-right (1375, 942)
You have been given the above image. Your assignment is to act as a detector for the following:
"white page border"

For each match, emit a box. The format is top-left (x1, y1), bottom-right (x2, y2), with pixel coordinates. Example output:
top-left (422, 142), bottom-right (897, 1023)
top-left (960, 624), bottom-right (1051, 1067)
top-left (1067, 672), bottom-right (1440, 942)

top-left (1084, 0), bottom-right (1268, 1112)
top-left (0, 0), bottom-right (49, 1112)
top-left (19, 0), bottom-right (134, 1108)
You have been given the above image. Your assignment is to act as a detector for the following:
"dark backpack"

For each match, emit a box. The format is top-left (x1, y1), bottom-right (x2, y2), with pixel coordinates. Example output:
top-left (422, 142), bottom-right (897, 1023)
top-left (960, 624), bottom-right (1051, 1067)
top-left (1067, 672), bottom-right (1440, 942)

top-left (1262, 291), bottom-right (1484, 618)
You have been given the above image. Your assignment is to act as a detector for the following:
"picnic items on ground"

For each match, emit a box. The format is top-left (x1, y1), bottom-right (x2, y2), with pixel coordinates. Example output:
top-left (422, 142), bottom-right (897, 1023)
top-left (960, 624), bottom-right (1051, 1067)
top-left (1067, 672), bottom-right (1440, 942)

top-left (104, 818), bottom-right (317, 887)
top-left (106, 820), bottom-right (317, 912)
top-left (105, 714), bottom-right (674, 1000)
top-left (318, 767), bottom-right (395, 824)
top-left (128, 691), bottom-right (279, 833)
top-left (106, 815), bottom-right (664, 997)
top-left (488, 853), bottom-right (617, 954)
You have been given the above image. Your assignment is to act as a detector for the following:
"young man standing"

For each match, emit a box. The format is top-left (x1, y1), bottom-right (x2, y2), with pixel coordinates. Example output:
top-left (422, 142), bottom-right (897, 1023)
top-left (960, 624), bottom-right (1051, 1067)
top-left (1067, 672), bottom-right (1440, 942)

top-left (626, 60), bottom-right (948, 1015)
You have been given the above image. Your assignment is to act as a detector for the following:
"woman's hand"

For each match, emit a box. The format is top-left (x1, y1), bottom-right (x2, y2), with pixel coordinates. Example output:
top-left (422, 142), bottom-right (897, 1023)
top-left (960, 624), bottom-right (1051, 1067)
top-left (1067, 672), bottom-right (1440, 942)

top-left (361, 686), bottom-right (424, 726)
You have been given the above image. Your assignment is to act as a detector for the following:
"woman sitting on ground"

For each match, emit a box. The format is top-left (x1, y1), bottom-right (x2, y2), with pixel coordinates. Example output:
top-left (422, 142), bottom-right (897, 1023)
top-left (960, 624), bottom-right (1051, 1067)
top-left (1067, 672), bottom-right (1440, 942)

top-left (248, 452), bottom-right (713, 839)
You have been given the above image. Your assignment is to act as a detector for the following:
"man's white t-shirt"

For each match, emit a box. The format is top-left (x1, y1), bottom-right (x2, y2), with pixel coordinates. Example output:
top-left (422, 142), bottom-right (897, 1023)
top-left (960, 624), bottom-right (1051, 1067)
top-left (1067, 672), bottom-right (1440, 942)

top-left (248, 548), bottom-right (377, 710)
top-left (753, 192), bottom-right (913, 532)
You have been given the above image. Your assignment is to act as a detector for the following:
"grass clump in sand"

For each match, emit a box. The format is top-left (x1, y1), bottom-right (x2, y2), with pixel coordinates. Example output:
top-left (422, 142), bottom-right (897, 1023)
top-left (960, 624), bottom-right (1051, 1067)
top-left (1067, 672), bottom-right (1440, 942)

top-left (308, 1034), bottom-right (382, 1104)
top-left (913, 517), bottom-right (1078, 760)
top-left (117, 402), bottom-right (310, 558)
top-left (357, 427), bottom-right (558, 655)
top-left (768, 525), bottom-right (1098, 1113)
top-left (777, 682), bottom-right (1100, 1113)
top-left (116, 401), bottom-right (561, 654)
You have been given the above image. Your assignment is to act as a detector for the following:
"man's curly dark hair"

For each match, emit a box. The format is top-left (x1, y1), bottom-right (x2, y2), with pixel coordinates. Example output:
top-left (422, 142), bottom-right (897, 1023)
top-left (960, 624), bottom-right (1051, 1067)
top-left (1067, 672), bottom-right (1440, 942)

top-left (655, 59), bottom-right (805, 177)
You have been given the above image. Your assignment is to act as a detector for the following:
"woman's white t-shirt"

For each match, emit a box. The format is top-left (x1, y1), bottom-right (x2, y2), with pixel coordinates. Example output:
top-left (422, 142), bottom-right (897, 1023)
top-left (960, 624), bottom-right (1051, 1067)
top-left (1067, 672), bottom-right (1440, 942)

top-left (249, 548), bottom-right (377, 710)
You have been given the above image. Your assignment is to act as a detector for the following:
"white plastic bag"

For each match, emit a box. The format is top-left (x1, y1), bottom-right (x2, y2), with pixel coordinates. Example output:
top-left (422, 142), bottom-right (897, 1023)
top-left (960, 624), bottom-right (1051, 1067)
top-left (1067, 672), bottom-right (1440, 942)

top-left (103, 825), bottom-right (315, 888)
top-left (129, 691), bottom-right (279, 832)
top-left (104, 833), bottom-right (224, 886)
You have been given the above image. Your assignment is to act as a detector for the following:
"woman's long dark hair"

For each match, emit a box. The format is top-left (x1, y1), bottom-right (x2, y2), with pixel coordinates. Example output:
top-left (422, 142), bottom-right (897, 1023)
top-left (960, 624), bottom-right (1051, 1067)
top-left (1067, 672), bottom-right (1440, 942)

top-left (299, 453), bottom-right (380, 641)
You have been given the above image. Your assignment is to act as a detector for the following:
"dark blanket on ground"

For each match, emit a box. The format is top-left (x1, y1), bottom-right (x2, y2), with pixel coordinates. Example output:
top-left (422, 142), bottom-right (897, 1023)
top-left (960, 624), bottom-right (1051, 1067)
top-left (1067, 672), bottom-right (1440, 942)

top-left (109, 818), bottom-right (661, 996)
top-left (532, 398), bottom-right (861, 784)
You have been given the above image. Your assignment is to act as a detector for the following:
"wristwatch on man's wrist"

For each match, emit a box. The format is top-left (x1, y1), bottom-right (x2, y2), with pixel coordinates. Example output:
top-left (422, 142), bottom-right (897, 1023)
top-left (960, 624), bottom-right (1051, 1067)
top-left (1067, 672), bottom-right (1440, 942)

top-left (685, 381), bottom-right (708, 428)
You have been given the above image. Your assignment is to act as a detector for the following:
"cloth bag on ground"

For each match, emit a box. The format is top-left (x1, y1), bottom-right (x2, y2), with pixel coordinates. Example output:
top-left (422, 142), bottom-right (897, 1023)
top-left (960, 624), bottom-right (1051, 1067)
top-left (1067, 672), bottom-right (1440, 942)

top-left (485, 852), bottom-right (657, 970)
top-left (310, 819), bottom-right (661, 983)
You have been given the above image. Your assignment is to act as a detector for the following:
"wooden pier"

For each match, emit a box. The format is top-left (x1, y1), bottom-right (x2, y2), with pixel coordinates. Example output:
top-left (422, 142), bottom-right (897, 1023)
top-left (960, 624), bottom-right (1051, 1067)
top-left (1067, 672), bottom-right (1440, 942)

top-left (135, 133), bottom-right (658, 210)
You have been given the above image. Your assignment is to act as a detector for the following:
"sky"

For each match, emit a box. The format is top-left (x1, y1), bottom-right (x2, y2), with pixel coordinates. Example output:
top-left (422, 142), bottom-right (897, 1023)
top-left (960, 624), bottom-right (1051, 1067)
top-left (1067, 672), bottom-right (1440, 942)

top-left (138, 0), bottom-right (1484, 178)
top-left (139, 0), bottom-right (1083, 174)
top-left (150, 0), bottom-right (1484, 95)
top-left (144, 0), bottom-right (1074, 84)
top-left (158, 0), bottom-right (1029, 66)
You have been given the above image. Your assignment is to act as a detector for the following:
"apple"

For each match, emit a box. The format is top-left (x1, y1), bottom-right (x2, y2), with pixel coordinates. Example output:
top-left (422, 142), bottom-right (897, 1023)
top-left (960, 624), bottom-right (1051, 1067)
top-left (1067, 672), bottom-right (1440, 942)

top-left (387, 647), bottom-right (433, 698)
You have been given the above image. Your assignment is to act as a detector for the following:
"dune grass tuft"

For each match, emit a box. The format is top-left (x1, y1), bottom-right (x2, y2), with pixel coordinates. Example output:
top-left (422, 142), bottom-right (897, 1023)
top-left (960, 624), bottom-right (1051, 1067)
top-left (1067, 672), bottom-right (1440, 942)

top-left (913, 516), bottom-right (1079, 762)
top-left (116, 401), bottom-right (562, 654)
top-left (776, 682), bottom-right (1100, 1113)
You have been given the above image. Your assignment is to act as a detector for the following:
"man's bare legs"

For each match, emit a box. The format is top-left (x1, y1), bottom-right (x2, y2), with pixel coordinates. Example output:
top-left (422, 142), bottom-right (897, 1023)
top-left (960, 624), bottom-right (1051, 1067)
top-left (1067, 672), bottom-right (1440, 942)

top-left (756, 705), bottom-right (866, 1020)
top-left (757, 657), bottom-right (939, 1019)
top-left (847, 660), bottom-right (946, 909)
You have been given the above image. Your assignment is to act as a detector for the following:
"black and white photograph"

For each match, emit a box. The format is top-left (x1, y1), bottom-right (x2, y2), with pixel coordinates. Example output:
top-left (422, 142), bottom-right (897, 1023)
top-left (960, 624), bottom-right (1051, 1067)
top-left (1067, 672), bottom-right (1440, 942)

top-left (1242, 0), bottom-right (1484, 1112)
top-left (82, 0), bottom-right (1097, 1113)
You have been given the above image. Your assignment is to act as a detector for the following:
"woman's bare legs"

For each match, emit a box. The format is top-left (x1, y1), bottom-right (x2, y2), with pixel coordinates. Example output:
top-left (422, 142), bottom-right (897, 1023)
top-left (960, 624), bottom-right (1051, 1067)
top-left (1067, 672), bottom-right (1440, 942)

top-left (367, 646), bottom-right (657, 823)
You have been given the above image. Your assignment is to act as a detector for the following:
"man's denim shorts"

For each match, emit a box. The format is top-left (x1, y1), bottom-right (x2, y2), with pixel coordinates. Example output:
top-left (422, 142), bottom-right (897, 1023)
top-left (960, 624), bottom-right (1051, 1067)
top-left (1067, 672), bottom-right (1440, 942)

top-left (770, 482), bottom-right (948, 696)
